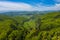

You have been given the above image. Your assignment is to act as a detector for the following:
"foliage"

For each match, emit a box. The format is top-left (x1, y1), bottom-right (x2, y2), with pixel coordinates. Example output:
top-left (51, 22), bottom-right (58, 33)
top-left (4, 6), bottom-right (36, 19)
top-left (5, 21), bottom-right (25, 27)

top-left (0, 11), bottom-right (60, 40)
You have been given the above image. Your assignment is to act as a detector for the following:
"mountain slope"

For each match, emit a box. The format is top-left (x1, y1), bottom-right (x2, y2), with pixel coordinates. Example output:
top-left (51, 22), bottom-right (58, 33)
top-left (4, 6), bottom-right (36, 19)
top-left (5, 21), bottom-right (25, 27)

top-left (0, 11), bottom-right (60, 40)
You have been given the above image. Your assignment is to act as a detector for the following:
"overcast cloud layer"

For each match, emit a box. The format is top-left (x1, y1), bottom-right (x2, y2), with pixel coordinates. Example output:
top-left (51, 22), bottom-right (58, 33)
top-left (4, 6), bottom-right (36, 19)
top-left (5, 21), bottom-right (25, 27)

top-left (0, 0), bottom-right (60, 11)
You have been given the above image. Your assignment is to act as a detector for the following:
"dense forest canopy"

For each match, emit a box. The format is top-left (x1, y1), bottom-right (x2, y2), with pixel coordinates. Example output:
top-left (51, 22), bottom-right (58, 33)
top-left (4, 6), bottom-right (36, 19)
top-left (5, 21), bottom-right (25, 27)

top-left (0, 11), bottom-right (60, 40)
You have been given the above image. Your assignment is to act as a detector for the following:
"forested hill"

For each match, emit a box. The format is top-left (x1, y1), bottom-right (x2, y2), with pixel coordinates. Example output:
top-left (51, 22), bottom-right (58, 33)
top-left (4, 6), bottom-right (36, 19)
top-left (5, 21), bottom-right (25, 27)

top-left (0, 11), bottom-right (60, 40)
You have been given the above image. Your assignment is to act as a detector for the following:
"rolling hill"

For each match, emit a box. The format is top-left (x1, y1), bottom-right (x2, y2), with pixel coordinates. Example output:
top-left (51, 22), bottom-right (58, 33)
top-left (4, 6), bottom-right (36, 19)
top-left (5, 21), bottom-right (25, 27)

top-left (0, 11), bottom-right (60, 40)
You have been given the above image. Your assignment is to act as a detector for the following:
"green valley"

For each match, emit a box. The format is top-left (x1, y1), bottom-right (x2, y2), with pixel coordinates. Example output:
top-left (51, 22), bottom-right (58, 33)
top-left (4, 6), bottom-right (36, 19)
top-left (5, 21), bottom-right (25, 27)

top-left (0, 11), bottom-right (60, 40)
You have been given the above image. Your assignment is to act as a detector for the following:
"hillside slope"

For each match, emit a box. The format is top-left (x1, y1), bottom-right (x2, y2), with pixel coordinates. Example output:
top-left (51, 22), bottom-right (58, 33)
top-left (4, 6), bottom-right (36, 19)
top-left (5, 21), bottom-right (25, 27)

top-left (0, 11), bottom-right (60, 40)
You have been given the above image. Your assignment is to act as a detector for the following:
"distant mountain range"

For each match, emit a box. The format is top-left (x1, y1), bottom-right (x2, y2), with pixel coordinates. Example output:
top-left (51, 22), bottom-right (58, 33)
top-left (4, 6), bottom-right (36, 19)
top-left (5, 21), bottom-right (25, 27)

top-left (0, 10), bottom-right (60, 16)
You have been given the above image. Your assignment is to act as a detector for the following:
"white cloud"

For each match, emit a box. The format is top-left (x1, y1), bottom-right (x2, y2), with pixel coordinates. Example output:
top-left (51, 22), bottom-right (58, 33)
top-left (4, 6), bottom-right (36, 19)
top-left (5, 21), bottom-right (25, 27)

top-left (0, 1), bottom-right (33, 11)
top-left (35, 3), bottom-right (60, 11)
top-left (0, 1), bottom-right (60, 11)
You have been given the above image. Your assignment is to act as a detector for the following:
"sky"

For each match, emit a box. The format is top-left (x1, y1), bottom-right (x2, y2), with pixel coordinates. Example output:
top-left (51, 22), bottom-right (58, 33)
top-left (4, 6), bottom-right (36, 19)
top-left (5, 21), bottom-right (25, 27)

top-left (0, 0), bottom-right (60, 11)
